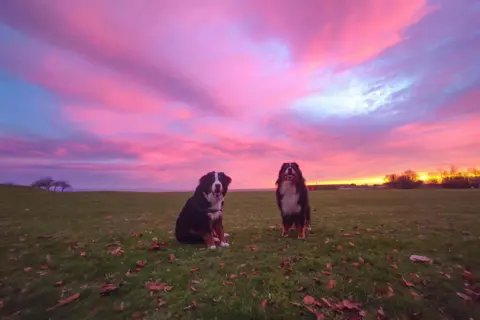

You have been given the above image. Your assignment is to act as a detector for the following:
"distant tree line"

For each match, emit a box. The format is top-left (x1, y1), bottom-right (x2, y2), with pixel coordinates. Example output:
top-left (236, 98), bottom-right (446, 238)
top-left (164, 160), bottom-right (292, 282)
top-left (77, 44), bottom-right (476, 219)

top-left (384, 166), bottom-right (480, 189)
top-left (31, 177), bottom-right (72, 192)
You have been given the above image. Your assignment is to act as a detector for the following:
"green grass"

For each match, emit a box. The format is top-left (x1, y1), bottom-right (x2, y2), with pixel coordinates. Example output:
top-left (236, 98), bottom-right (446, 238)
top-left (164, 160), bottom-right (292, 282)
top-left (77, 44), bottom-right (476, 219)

top-left (1, 187), bottom-right (480, 319)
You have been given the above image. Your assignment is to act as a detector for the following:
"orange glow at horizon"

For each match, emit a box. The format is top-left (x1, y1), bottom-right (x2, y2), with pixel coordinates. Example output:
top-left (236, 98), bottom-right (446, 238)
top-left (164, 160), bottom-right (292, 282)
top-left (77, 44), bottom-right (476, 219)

top-left (306, 167), bottom-right (480, 186)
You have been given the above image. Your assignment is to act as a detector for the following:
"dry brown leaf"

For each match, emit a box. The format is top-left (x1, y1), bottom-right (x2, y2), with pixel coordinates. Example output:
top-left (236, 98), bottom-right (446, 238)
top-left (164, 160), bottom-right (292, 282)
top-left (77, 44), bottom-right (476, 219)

top-left (440, 272), bottom-right (451, 279)
top-left (191, 268), bottom-right (198, 273)
top-left (321, 270), bottom-right (332, 276)
top-left (54, 281), bottom-right (64, 287)
top-left (80, 252), bottom-right (86, 257)
top-left (223, 281), bottom-right (233, 285)
top-left (248, 245), bottom-right (257, 251)
top-left (219, 263), bottom-right (225, 268)
top-left (390, 263), bottom-right (398, 269)
top-left (326, 280), bottom-right (336, 289)
top-left (105, 241), bottom-right (121, 247)
top-left (24, 267), bottom-right (32, 272)
top-left (230, 274), bottom-right (237, 279)
top-left (289, 301), bottom-right (303, 307)
top-left (110, 247), bottom-right (124, 256)
top-left (145, 282), bottom-right (172, 292)
top-left (296, 286), bottom-right (304, 292)
top-left (402, 277), bottom-right (414, 287)
top-left (303, 295), bottom-right (316, 305)
top-left (337, 245), bottom-right (343, 251)
top-left (190, 286), bottom-right (197, 292)
top-left (324, 238), bottom-right (330, 244)
top-left (326, 263), bottom-right (332, 270)
top-left (321, 297), bottom-right (333, 308)
top-left (191, 280), bottom-right (200, 284)
top-left (37, 234), bottom-right (55, 239)
top-left (100, 283), bottom-right (118, 295)
top-left (457, 292), bottom-right (472, 301)
top-left (343, 233), bottom-right (352, 237)
top-left (377, 306), bottom-right (385, 318)
top-left (46, 293), bottom-right (80, 311)
top-left (463, 270), bottom-right (473, 281)
top-left (136, 260), bottom-right (147, 268)
top-left (358, 257), bottom-right (365, 264)
top-left (183, 300), bottom-right (198, 310)
top-left (352, 262), bottom-right (361, 268)
top-left (157, 299), bottom-right (167, 307)
top-left (260, 299), bottom-right (267, 311)
top-left (348, 242), bottom-right (355, 247)
top-left (305, 305), bottom-right (325, 320)
top-left (169, 254), bottom-right (175, 262)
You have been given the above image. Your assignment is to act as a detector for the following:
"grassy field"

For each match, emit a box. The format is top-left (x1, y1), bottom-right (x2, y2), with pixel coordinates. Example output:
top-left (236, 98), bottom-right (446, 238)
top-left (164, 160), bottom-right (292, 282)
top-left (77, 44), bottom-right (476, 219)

top-left (1, 187), bottom-right (480, 319)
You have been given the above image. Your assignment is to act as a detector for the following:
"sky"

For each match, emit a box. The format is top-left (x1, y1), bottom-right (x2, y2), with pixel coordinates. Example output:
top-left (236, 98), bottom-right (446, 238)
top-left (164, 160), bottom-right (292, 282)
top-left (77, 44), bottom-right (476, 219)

top-left (0, 0), bottom-right (479, 191)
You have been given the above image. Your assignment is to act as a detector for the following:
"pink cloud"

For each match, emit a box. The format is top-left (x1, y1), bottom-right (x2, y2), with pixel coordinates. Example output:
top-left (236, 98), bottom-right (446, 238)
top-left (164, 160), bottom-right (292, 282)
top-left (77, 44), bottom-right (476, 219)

top-left (0, 0), bottom-right (479, 190)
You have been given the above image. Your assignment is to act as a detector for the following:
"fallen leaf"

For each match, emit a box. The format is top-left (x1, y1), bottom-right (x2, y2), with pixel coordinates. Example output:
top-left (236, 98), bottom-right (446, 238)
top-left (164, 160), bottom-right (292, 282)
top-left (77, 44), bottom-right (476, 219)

top-left (219, 263), bottom-right (225, 268)
top-left (110, 247), bottom-right (124, 256)
top-left (343, 233), bottom-right (352, 237)
top-left (145, 282), bottom-right (172, 292)
top-left (46, 293), bottom-right (80, 311)
top-left (223, 281), bottom-right (233, 285)
top-left (337, 245), bottom-right (343, 251)
top-left (409, 255), bottom-right (433, 264)
top-left (457, 292), bottom-right (472, 301)
top-left (136, 260), bottom-right (147, 268)
top-left (191, 280), bottom-right (200, 284)
top-left (100, 283), bottom-right (118, 295)
top-left (37, 234), bottom-right (55, 239)
top-left (390, 263), bottom-right (398, 269)
top-left (191, 268), bottom-right (198, 273)
top-left (352, 262), bottom-right (360, 268)
top-left (326, 280), bottom-right (336, 289)
top-left (411, 291), bottom-right (422, 300)
top-left (324, 238), bottom-right (330, 244)
top-left (183, 300), bottom-right (198, 310)
top-left (321, 270), bottom-right (332, 276)
top-left (230, 274), bottom-right (237, 279)
top-left (19, 237), bottom-right (26, 241)
top-left (105, 241), bottom-right (121, 247)
top-left (169, 254), bottom-right (175, 262)
top-left (402, 277), bottom-right (414, 287)
top-left (358, 257), bottom-right (365, 264)
top-left (190, 286), bottom-right (197, 292)
top-left (304, 305), bottom-right (325, 320)
top-left (0, 300), bottom-right (3, 309)
top-left (260, 299), bottom-right (267, 311)
top-left (440, 272), bottom-right (451, 279)
top-left (326, 263), bottom-right (332, 270)
top-left (248, 245), bottom-right (257, 251)
top-left (157, 299), bottom-right (167, 307)
top-left (54, 281), bottom-right (64, 287)
top-left (377, 306), bottom-right (385, 318)
top-left (296, 286), bottom-right (304, 292)
top-left (289, 301), bottom-right (303, 307)
top-left (303, 295), bottom-right (316, 305)
top-left (348, 242), bottom-right (355, 247)
top-left (321, 298), bottom-right (333, 308)
top-left (24, 267), bottom-right (32, 272)
top-left (463, 270), bottom-right (473, 281)
top-left (80, 252), bottom-right (86, 257)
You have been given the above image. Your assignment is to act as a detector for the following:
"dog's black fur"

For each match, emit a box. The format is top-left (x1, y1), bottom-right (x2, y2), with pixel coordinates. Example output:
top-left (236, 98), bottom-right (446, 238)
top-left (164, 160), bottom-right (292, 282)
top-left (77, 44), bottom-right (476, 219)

top-left (275, 162), bottom-right (311, 238)
top-left (175, 171), bottom-right (232, 247)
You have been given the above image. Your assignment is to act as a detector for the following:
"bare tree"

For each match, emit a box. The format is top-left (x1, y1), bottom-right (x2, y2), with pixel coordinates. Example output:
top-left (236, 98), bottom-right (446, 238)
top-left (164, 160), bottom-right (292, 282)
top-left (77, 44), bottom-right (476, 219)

top-left (31, 177), bottom-right (54, 191)
top-left (55, 180), bottom-right (71, 192)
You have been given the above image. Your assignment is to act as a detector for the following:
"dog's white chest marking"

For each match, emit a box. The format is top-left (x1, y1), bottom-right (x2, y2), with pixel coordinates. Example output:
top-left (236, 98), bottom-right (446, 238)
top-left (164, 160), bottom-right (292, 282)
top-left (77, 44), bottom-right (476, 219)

top-left (280, 181), bottom-right (300, 215)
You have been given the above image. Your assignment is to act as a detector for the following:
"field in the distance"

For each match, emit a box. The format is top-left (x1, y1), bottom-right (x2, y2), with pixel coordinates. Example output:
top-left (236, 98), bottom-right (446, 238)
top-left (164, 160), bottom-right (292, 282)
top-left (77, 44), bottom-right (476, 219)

top-left (1, 188), bottom-right (480, 320)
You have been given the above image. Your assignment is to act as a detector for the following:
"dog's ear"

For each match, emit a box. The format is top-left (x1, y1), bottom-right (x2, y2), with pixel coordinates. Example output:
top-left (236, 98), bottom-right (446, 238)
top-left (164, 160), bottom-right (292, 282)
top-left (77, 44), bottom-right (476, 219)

top-left (293, 162), bottom-right (306, 183)
top-left (219, 172), bottom-right (232, 186)
top-left (198, 171), bottom-right (214, 185)
top-left (276, 163), bottom-right (287, 185)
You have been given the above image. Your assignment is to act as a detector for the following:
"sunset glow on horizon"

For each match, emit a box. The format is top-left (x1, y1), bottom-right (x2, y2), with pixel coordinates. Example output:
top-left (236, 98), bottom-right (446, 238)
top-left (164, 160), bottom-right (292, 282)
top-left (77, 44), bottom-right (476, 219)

top-left (0, 0), bottom-right (479, 191)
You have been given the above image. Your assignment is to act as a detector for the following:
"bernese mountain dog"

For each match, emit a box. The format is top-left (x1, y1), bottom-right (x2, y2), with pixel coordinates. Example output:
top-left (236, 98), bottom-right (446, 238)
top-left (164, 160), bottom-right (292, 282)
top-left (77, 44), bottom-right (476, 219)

top-left (175, 171), bottom-right (232, 249)
top-left (275, 162), bottom-right (311, 239)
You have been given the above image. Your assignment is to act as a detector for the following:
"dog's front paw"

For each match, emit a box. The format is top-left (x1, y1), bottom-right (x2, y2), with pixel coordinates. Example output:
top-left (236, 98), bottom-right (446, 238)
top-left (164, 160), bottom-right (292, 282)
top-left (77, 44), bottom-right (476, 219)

top-left (208, 245), bottom-right (217, 250)
top-left (224, 233), bottom-right (230, 237)
top-left (219, 241), bottom-right (230, 247)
